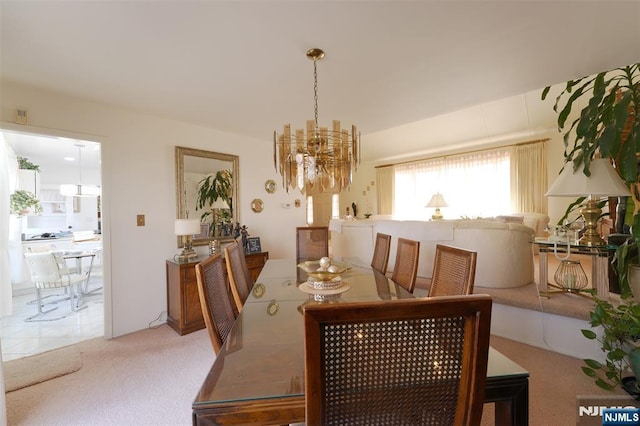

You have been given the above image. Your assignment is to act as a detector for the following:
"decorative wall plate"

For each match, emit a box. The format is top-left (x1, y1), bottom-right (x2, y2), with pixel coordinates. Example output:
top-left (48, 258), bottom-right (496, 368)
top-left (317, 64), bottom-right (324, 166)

top-left (267, 300), bottom-right (279, 316)
top-left (252, 283), bottom-right (265, 298)
top-left (265, 179), bottom-right (277, 194)
top-left (251, 198), bottom-right (264, 213)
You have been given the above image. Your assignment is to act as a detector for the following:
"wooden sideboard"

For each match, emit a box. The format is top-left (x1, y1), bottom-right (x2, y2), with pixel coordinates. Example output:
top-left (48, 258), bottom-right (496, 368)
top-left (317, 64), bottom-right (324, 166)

top-left (244, 251), bottom-right (269, 282)
top-left (166, 251), bottom-right (269, 335)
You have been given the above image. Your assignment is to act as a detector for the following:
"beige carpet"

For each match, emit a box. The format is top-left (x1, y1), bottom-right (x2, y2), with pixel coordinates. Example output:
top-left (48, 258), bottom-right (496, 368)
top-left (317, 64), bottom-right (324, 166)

top-left (3, 344), bottom-right (82, 392)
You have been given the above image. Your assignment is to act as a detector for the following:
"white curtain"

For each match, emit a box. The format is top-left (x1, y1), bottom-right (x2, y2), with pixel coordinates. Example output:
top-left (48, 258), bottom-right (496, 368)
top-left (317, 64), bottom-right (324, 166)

top-left (0, 135), bottom-right (15, 317)
top-left (375, 166), bottom-right (394, 216)
top-left (0, 134), bottom-right (14, 426)
top-left (512, 141), bottom-right (547, 214)
top-left (394, 148), bottom-right (511, 220)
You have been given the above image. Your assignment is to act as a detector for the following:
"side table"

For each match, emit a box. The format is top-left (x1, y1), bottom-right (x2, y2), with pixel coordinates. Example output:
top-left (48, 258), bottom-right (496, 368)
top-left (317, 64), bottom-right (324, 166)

top-left (534, 239), bottom-right (616, 299)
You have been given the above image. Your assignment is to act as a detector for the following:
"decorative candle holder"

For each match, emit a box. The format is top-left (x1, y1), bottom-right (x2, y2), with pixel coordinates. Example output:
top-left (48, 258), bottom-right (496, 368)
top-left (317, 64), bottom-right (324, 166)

top-left (554, 260), bottom-right (588, 292)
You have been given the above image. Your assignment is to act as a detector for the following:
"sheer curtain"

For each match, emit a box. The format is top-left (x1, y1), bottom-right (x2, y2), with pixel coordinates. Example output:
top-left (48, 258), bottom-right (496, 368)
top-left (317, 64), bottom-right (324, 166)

top-left (394, 149), bottom-right (512, 220)
top-left (0, 135), bottom-right (15, 317)
top-left (0, 134), bottom-right (14, 424)
top-left (375, 166), bottom-right (394, 216)
top-left (512, 141), bottom-right (547, 214)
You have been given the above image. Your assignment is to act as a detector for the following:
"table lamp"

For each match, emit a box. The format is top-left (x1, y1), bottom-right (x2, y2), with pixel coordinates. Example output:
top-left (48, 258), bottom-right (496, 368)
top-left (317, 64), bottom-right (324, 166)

top-left (174, 219), bottom-right (201, 262)
top-left (545, 158), bottom-right (630, 246)
top-left (426, 193), bottom-right (448, 220)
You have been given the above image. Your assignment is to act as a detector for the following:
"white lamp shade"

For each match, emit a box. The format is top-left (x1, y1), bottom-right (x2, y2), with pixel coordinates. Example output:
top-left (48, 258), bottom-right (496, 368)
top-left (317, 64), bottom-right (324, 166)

top-left (174, 219), bottom-right (201, 236)
top-left (545, 158), bottom-right (630, 197)
top-left (425, 193), bottom-right (448, 208)
top-left (211, 198), bottom-right (229, 209)
top-left (60, 184), bottom-right (101, 197)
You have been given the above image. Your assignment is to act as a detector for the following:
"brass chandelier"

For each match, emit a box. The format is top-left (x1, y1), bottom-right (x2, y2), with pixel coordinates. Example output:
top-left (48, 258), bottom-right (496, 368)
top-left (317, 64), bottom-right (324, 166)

top-left (273, 48), bottom-right (360, 194)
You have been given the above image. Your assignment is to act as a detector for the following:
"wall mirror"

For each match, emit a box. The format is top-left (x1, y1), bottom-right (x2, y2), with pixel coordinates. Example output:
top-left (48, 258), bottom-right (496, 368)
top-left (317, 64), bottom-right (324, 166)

top-left (175, 146), bottom-right (239, 246)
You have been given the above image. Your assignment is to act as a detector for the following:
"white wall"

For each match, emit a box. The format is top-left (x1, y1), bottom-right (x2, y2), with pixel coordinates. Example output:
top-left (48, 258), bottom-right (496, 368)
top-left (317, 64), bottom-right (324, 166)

top-left (1, 80), bottom-right (308, 338)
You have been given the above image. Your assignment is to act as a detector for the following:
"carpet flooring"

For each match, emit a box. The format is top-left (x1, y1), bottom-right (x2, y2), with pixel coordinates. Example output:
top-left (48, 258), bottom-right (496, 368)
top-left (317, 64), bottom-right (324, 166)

top-left (2, 322), bottom-right (630, 426)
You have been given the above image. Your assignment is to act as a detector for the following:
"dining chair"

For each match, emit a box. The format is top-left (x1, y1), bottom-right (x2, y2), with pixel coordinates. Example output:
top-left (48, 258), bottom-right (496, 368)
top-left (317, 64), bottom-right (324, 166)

top-left (195, 253), bottom-right (238, 354)
top-left (370, 232), bottom-right (391, 274)
top-left (304, 294), bottom-right (493, 426)
top-left (428, 244), bottom-right (478, 297)
top-left (390, 237), bottom-right (420, 293)
top-left (296, 226), bottom-right (329, 262)
top-left (224, 239), bottom-right (254, 313)
top-left (23, 251), bottom-right (87, 321)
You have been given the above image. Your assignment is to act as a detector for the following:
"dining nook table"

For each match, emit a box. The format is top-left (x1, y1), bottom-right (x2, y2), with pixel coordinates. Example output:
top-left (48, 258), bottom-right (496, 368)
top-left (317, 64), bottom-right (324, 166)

top-left (192, 258), bottom-right (529, 425)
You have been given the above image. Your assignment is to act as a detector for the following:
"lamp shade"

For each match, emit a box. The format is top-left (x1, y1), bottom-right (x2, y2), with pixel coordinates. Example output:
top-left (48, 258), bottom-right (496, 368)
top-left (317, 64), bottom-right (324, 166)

top-left (174, 219), bottom-right (201, 236)
top-left (545, 158), bottom-right (630, 197)
top-left (425, 193), bottom-right (448, 208)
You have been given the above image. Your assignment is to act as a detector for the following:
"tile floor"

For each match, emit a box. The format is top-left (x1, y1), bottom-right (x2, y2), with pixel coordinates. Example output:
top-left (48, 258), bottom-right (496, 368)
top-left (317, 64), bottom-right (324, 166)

top-left (0, 267), bottom-right (104, 362)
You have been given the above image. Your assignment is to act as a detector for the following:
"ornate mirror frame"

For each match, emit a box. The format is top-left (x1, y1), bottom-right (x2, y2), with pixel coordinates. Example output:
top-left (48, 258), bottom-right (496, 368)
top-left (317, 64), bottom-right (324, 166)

top-left (175, 146), bottom-right (239, 247)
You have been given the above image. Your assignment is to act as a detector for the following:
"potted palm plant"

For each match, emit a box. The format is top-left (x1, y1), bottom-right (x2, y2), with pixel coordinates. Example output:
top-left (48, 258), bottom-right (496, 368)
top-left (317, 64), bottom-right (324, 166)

top-left (196, 170), bottom-right (233, 235)
top-left (543, 63), bottom-right (640, 295)
top-left (544, 62), bottom-right (640, 391)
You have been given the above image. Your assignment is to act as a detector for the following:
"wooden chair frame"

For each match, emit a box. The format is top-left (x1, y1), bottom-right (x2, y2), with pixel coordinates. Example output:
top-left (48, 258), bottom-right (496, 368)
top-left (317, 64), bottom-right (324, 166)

top-left (195, 253), bottom-right (238, 354)
top-left (428, 244), bottom-right (477, 297)
top-left (304, 294), bottom-right (492, 426)
top-left (391, 237), bottom-right (420, 293)
top-left (224, 239), bottom-right (254, 313)
top-left (371, 232), bottom-right (392, 274)
top-left (296, 226), bottom-right (329, 262)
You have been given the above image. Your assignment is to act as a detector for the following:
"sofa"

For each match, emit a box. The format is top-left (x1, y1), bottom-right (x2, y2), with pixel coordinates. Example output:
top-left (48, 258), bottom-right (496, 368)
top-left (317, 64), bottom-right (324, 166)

top-left (329, 213), bottom-right (549, 289)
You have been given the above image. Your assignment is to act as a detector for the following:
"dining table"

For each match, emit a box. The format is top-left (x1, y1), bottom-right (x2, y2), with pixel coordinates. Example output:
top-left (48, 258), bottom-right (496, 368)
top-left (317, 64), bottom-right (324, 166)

top-left (192, 258), bottom-right (529, 425)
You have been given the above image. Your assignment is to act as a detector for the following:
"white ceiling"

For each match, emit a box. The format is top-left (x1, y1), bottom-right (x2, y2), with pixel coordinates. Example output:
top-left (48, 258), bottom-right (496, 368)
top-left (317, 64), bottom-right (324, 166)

top-left (2, 1), bottom-right (640, 166)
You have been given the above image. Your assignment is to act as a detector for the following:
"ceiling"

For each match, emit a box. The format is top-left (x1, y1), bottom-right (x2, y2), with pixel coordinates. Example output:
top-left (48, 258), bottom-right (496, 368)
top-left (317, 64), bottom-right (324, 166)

top-left (2, 1), bottom-right (639, 166)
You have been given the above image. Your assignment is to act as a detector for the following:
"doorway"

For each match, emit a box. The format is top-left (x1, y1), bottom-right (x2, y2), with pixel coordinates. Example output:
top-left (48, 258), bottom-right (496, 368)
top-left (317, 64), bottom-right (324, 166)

top-left (1, 128), bottom-right (105, 361)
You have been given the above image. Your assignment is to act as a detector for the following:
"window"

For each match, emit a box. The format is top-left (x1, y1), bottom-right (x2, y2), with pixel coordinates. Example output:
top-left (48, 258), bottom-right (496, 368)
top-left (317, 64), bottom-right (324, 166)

top-left (394, 148), bottom-right (512, 220)
top-left (306, 195), bottom-right (314, 224)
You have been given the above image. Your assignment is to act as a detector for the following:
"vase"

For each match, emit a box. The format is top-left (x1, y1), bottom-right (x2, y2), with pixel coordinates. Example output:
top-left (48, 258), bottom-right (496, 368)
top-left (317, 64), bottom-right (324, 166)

top-left (628, 264), bottom-right (640, 300)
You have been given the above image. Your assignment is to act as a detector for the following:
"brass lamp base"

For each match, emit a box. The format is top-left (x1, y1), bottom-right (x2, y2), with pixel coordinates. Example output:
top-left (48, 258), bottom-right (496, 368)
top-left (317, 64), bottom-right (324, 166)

top-left (175, 249), bottom-right (198, 263)
top-left (579, 199), bottom-right (605, 246)
top-left (431, 208), bottom-right (443, 220)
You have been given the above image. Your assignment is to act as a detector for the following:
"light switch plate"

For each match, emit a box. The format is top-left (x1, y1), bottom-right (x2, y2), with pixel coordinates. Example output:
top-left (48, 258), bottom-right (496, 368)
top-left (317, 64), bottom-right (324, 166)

top-left (15, 109), bottom-right (28, 125)
top-left (137, 214), bottom-right (145, 226)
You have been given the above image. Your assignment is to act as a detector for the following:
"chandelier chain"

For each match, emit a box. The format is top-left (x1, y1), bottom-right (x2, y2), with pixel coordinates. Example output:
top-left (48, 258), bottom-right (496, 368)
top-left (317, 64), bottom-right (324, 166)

top-left (313, 58), bottom-right (319, 131)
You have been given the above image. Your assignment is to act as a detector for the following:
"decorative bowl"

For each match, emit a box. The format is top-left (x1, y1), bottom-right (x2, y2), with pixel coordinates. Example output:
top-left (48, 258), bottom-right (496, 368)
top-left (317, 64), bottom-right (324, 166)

top-left (297, 260), bottom-right (350, 281)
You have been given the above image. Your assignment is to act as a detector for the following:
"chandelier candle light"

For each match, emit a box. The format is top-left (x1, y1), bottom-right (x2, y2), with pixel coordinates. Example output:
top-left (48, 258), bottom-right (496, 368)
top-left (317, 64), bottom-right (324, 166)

top-left (545, 158), bottom-right (630, 246)
top-left (273, 48), bottom-right (360, 194)
top-left (426, 193), bottom-right (448, 220)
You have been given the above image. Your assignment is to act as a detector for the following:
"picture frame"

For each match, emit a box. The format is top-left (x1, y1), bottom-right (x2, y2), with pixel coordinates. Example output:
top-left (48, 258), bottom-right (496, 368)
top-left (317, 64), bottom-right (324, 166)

top-left (196, 223), bottom-right (210, 240)
top-left (247, 237), bottom-right (262, 254)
